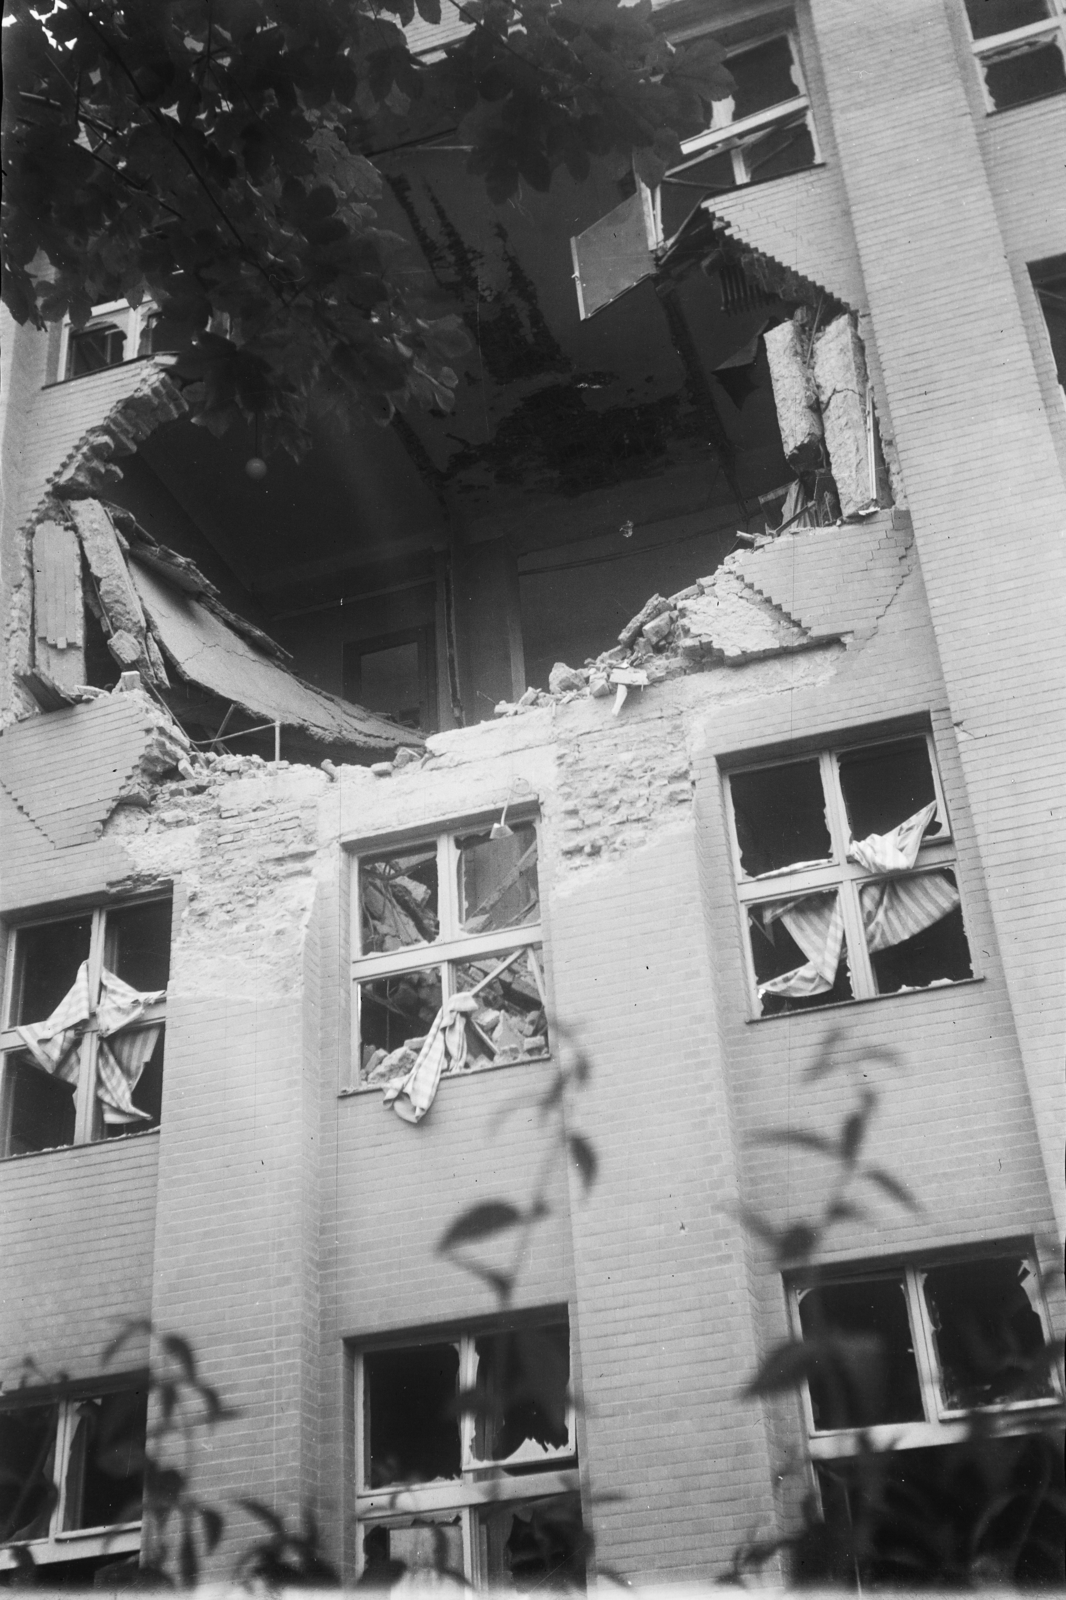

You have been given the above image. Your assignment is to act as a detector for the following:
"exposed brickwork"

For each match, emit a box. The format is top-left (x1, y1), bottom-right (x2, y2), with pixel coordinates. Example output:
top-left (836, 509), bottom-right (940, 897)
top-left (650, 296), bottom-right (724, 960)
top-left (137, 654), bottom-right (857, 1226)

top-left (732, 519), bottom-right (912, 642)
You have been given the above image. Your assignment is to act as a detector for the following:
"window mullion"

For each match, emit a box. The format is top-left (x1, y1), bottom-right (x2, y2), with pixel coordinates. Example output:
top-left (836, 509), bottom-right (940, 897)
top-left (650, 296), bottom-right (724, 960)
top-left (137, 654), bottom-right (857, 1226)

top-left (904, 1267), bottom-right (943, 1423)
top-left (52, 1401), bottom-right (74, 1536)
top-left (73, 1034), bottom-right (99, 1145)
top-left (439, 832), bottom-right (459, 941)
top-left (459, 1337), bottom-right (477, 1469)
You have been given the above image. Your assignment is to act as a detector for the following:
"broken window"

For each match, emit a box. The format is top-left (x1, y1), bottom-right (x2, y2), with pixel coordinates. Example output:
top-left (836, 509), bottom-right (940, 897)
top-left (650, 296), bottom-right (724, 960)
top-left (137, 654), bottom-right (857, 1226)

top-left (352, 822), bottom-right (547, 1093)
top-left (790, 1252), bottom-right (1059, 1458)
top-left (725, 733), bottom-right (972, 1016)
top-left (356, 1320), bottom-right (581, 1589)
top-left (1, 899), bottom-right (171, 1157)
top-left (656, 28), bottom-right (817, 243)
top-left (343, 627), bottom-right (437, 732)
top-left (1030, 256), bottom-right (1066, 391)
top-left (59, 301), bottom-right (160, 382)
top-left (963, 0), bottom-right (1066, 110)
top-left (0, 1387), bottom-right (146, 1571)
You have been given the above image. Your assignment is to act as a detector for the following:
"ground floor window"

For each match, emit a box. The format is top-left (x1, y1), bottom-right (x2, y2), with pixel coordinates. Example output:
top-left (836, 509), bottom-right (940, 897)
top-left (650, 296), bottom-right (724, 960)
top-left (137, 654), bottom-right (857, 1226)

top-left (355, 1318), bottom-right (584, 1589)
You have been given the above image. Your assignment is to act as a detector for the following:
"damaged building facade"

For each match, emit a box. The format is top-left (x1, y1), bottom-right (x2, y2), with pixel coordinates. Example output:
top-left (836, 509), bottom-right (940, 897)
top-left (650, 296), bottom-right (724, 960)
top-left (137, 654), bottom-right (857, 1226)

top-left (1, 0), bottom-right (1065, 1587)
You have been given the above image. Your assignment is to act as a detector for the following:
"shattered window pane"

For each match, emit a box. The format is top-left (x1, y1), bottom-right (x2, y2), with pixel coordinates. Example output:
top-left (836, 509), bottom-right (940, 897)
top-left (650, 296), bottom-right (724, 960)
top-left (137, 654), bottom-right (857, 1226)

top-left (457, 823), bottom-right (539, 935)
top-left (457, 950), bottom-right (548, 1066)
top-left (730, 761), bottom-right (832, 877)
top-left (365, 1344), bottom-right (461, 1487)
top-left (797, 1278), bottom-right (924, 1430)
top-left (103, 1031), bottom-right (165, 1139)
top-left (360, 849), bottom-right (439, 955)
top-left (982, 33), bottom-right (1066, 107)
top-left (477, 1493), bottom-right (586, 1592)
top-left (363, 1517), bottom-right (464, 1581)
top-left (472, 1325), bottom-right (572, 1465)
top-left (358, 969), bottom-right (443, 1084)
top-left (67, 323), bottom-right (126, 378)
top-left (661, 153), bottom-right (737, 237)
top-left (728, 36), bottom-right (800, 118)
top-left (63, 1391), bottom-right (147, 1530)
top-left (12, 916), bottom-right (92, 1026)
top-left (838, 738), bottom-right (942, 842)
top-left (921, 1259), bottom-right (1055, 1410)
top-left (865, 871), bottom-right (972, 993)
top-left (964, 0), bottom-right (1052, 38)
top-left (105, 901), bottom-right (171, 992)
top-left (750, 891), bottom-right (852, 1016)
top-left (0, 1404), bottom-right (58, 1543)
top-left (4, 1051), bottom-right (77, 1155)
top-left (1033, 264), bottom-right (1066, 388)
top-left (747, 117), bottom-right (816, 183)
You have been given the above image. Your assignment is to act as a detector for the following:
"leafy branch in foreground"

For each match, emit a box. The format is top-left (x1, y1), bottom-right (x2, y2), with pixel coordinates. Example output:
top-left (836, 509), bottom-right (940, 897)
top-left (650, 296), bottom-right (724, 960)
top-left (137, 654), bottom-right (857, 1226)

top-left (2, 0), bottom-right (733, 456)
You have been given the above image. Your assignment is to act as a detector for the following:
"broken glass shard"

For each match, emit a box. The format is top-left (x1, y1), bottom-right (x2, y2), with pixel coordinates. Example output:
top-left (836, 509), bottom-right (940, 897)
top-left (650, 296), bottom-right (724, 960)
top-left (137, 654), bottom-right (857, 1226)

top-left (730, 760), bottom-right (832, 877)
top-left (365, 1344), bottom-right (461, 1487)
top-left (457, 823), bottom-right (539, 935)
top-left (921, 1258), bottom-right (1055, 1410)
top-left (360, 848), bottom-right (439, 955)
top-left (797, 1277), bottom-right (924, 1430)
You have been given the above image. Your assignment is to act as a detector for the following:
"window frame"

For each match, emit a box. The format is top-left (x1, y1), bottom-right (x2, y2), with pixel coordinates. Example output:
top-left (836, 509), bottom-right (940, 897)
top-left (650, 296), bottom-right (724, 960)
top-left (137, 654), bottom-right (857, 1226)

top-left (348, 817), bottom-right (547, 1089)
top-left (57, 301), bottom-right (161, 383)
top-left (353, 1319), bottom-right (580, 1587)
top-left (723, 731), bottom-right (971, 1017)
top-left (0, 897), bottom-right (170, 1157)
top-left (650, 24), bottom-right (819, 245)
top-left (962, 0), bottom-right (1066, 112)
top-left (787, 1251), bottom-right (1064, 1462)
top-left (0, 1381), bottom-right (146, 1570)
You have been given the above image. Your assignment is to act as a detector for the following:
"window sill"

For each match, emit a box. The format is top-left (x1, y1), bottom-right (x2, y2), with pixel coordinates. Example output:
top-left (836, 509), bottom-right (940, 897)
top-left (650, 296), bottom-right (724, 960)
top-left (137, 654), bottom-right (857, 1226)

top-left (808, 1400), bottom-right (1065, 1458)
top-left (982, 86), bottom-right (1066, 116)
top-left (746, 974), bottom-right (985, 1023)
top-left (0, 1525), bottom-right (141, 1569)
top-left (42, 354), bottom-right (174, 391)
top-left (0, 1126), bottom-right (161, 1163)
top-left (340, 1051), bottom-right (554, 1097)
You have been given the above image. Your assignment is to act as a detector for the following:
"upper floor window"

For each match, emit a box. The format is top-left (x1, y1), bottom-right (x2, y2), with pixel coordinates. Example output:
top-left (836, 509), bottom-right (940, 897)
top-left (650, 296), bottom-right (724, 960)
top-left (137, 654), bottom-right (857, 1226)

top-left (0, 899), bottom-right (171, 1158)
top-left (0, 1383), bottom-right (147, 1574)
top-left (1031, 256), bottom-right (1066, 391)
top-left (963, 0), bottom-right (1066, 110)
top-left (724, 733), bottom-right (972, 1017)
top-left (656, 25), bottom-right (817, 243)
top-left (59, 301), bottom-right (180, 382)
top-left (351, 821), bottom-right (546, 1112)
top-left (355, 1318), bottom-right (582, 1588)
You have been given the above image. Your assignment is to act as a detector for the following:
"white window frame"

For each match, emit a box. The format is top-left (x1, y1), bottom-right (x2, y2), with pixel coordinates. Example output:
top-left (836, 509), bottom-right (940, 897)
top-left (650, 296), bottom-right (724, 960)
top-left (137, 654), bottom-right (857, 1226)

top-left (0, 1386), bottom-right (145, 1570)
top-left (724, 731), bottom-right (969, 1016)
top-left (349, 818), bottom-right (547, 1089)
top-left (649, 26), bottom-right (818, 245)
top-left (963, 0), bottom-right (1066, 112)
top-left (354, 1322), bottom-right (580, 1588)
top-left (0, 899), bottom-right (169, 1156)
top-left (788, 1252), bottom-right (1064, 1462)
top-left (57, 301), bottom-right (160, 382)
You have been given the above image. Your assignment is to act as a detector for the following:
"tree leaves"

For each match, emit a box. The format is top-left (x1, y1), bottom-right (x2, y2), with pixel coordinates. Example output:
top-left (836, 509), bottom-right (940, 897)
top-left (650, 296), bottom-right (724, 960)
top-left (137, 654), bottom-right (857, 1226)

top-left (438, 1200), bottom-right (523, 1250)
top-left (1, 0), bottom-right (727, 454)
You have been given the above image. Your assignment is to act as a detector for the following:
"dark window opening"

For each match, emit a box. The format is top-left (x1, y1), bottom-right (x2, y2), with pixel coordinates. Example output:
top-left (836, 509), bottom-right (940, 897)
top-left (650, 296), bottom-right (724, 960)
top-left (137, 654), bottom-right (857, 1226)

top-left (3, 1053), bottom-right (77, 1156)
top-left (965, 0), bottom-right (1054, 39)
top-left (728, 35), bottom-right (801, 119)
top-left (981, 34), bottom-right (1066, 107)
top-left (0, 1405), bottom-right (58, 1544)
top-left (867, 877), bottom-right (972, 993)
top-left (730, 760), bottom-right (832, 877)
top-left (746, 117), bottom-right (816, 183)
top-left (457, 824), bottom-right (539, 935)
top-left (104, 901), bottom-right (172, 994)
top-left (102, 1032), bottom-right (165, 1139)
top-left (1031, 257), bottom-right (1066, 389)
top-left (750, 893), bottom-right (852, 1016)
top-left (82, 599), bottom-right (121, 691)
top-left (456, 952), bottom-right (548, 1067)
top-left (472, 1326), bottom-right (571, 1465)
top-left (660, 154), bottom-right (736, 239)
top-left (838, 737), bottom-right (942, 842)
top-left (811, 1435), bottom-right (1066, 1589)
top-left (921, 1259), bottom-right (1055, 1410)
top-left (137, 311), bottom-right (184, 357)
top-left (797, 1278), bottom-right (925, 1431)
top-left (361, 1517), bottom-right (464, 1582)
top-left (11, 917), bottom-right (93, 1027)
top-left (357, 970), bottom-right (443, 1078)
top-left (66, 324), bottom-right (126, 379)
top-left (63, 1392), bottom-right (147, 1532)
top-left (343, 628), bottom-right (436, 732)
top-left (360, 848), bottom-right (440, 955)
top-left (364, 1345), bottom-right (461, 1488)
top-left (478, 1494), bottom-right (586, 1591)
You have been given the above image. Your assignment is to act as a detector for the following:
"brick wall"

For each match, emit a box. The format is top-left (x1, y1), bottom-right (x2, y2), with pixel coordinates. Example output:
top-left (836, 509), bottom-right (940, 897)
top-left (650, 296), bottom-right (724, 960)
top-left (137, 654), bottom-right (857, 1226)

top-left (808, 0), bottom-right (1066, 1228)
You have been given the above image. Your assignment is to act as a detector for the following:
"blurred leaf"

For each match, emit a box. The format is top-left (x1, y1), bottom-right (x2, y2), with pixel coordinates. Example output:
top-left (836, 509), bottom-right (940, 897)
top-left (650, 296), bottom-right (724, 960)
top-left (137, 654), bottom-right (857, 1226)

top-left (863, 1165), bottom-right (921, 1212)
top-left (568, 1133), bottom-right (598, 1191)
top-left (743, 1339), bottom-right (826, 1398)
top-left (438, 1201), bottom-right (522, 1251)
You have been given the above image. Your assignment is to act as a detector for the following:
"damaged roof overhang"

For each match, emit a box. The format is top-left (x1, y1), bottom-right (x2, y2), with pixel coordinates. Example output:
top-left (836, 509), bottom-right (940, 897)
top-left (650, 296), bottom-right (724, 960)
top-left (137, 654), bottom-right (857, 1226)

top-left (68, 500), bottom-right (419, 755)
top-left (654, 202), bottom-right (848, 318)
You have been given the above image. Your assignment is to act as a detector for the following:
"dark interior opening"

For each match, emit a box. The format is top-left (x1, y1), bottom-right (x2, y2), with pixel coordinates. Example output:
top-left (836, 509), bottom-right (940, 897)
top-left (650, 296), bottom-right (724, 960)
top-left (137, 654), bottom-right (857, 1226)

top-left (360, 848), bottom-right (440, 956)
top-left (473, 1325), bottom-right (571, 1464)
top-left (5, 1053), bottom-right (77, 1156)
top-left (343, 628), bottom-right (436, 732)
top-left (837, 737), bottom-right (941, 842)
top-left (730, 760), bottom-right (832, 877)
top-left (921, 1258), bottom-right (1054, 1410)
top-left (65, 1391), bottom-right (147, 1531)
top-left (457, 824), bottom-right (539, 935)
top-left (12, 917), bottom-right (93, 1026)
top-left (105, 901), bottom-right (172, 993)
top-left (982, 35), bottom-right (1066, 109)
top-left (797, 1276), bottom-right (925, 1430)
top-left (868, 882), bottom-right (972, 994)
top-left (357, 970), bottom-right (443, 1070)
top-left (749, 895), bottom-right (853, 1016)
top-left (480, 1493), bottom-right (586, 1591)
top-left (0, 1404), bottom-right (58, 1543)
top-left (365, 1344), bottom-right (461, 1488)
top-left (103, 1032), bottom-right (165, 1140)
